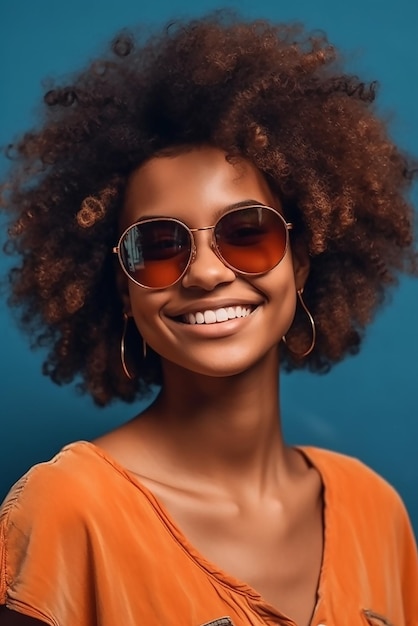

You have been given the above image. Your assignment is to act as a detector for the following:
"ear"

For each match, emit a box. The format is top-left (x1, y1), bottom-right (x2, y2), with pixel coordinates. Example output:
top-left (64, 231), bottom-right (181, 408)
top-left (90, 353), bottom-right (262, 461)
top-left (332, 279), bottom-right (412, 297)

top-left (291, 237), bottom-right (310, 291)
top-left (115, 267), bottom-right (133, 316)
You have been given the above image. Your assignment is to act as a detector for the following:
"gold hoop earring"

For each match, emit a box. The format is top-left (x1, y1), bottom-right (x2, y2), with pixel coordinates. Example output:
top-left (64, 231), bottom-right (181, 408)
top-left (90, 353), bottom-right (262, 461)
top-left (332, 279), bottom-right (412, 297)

top-left (282, 289), bottom-right (316, 358)
top-left (121, 313), bottom-right (134, 380)
top-left (143, 339), bottom-right (147, 360)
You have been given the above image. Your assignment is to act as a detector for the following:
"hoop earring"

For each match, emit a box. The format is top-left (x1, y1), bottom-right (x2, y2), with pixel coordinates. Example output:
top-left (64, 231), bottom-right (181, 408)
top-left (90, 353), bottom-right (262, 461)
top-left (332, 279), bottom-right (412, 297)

top-left (121, 313), bottom-right (134, 380)
top-left (143, 339), bottom-right (147, 360)
top-left (282, 289), bottom-right (316, 358)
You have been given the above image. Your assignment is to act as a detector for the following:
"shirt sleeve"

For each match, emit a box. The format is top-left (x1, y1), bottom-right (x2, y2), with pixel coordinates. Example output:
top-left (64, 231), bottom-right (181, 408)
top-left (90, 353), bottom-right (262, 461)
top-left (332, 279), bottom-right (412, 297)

top-left (396, 494), bottom-right (418, 625)
top-left (0, 464), bottom-right (98, 626)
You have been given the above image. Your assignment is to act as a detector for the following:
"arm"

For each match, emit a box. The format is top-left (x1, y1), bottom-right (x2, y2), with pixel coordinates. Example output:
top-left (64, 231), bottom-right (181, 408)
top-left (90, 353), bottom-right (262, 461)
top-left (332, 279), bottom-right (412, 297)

top-left (0, 607), bottom-right (48, 626)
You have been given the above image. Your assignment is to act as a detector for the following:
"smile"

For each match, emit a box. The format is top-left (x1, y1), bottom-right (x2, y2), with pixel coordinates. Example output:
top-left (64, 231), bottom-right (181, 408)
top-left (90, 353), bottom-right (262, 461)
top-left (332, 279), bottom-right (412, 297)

top-left (182, 305), bottom-right (254, 325)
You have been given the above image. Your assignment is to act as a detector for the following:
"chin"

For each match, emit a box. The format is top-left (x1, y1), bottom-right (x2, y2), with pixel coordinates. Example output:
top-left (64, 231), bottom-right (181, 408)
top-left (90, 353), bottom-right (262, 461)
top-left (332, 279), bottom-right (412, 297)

top-left (162, 348), bottom-right (277, 379)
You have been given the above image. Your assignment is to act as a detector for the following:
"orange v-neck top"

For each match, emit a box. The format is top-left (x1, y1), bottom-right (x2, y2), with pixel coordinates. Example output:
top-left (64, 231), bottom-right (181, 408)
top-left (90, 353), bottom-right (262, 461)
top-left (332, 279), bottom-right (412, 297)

top-left (0, 442), bottom-right (417, 626)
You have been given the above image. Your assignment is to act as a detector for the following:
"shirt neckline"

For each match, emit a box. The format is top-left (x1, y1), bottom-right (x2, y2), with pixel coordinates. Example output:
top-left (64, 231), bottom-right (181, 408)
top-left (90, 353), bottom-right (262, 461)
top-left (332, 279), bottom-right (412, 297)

top-left (62, 440), bottom-right (331, 624)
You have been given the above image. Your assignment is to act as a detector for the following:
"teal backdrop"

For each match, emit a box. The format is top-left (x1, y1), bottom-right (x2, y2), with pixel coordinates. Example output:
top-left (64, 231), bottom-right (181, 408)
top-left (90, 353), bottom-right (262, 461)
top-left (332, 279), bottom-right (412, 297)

top-left (1, 0), bottom-right (417, 533)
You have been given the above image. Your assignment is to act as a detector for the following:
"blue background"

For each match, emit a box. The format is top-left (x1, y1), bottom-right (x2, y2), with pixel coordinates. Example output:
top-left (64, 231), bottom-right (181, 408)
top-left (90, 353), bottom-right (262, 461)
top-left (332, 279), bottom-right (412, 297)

top-left (1, 0), bottom-right (417, 534)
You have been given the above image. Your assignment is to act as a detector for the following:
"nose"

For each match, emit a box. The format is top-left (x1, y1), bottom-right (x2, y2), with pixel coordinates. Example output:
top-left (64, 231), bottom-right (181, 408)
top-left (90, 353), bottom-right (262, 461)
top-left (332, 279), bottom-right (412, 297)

top-left (181, 230), bottom-right (236, 291)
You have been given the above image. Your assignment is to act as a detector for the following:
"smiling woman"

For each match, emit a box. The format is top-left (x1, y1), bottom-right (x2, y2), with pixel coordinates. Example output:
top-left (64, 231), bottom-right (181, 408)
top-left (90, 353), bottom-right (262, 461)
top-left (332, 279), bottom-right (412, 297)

top-left (116, 148), bottom-right (304, 379)
top-left (0, 11), bottom-right (417, 626)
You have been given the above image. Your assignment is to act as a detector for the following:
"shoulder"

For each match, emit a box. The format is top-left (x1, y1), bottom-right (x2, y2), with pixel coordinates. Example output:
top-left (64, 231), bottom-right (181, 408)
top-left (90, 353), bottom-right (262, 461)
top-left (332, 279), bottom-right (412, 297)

top-left (0, 441), bottom-right (146, 541)
top-left (299, 445), bottom-right (416, 545)
top-left (1, 442), bottom-right (102, 512)
top-left (299, 448), bottom-right (418, 620)
top-left (0, 441), bottom-right (159, 616)
top-left (300, 445), bottom-right (401, 502)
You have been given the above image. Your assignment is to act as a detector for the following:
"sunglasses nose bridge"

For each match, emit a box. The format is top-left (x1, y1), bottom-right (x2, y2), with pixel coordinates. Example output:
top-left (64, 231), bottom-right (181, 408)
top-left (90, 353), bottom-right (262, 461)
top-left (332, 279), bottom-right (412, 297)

top-left (187, 224), bottom-right (232, 276)
top-left (188, 224), bottom-right (218, 264)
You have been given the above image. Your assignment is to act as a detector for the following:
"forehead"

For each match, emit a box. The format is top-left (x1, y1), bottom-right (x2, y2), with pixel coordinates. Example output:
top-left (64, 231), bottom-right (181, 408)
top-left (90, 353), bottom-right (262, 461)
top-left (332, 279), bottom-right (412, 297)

top-left (122, 146), bottom-right (276, 227)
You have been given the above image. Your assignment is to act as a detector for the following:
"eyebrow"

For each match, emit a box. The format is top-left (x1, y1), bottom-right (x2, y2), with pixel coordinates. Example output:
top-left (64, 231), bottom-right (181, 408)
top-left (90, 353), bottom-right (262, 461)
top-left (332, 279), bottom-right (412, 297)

top-left (136, 199), bottom-right (269, 223)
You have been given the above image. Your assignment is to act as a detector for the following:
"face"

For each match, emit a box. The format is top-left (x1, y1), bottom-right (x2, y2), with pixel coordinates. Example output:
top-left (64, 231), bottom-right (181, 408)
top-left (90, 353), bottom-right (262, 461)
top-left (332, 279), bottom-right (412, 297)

top-left (118, 146), bottom-right (309, 378)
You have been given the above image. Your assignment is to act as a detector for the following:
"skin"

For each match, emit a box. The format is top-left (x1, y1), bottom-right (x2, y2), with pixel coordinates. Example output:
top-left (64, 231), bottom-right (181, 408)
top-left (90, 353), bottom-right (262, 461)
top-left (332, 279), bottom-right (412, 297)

top-left (0, 146), bottom-right (323, 626)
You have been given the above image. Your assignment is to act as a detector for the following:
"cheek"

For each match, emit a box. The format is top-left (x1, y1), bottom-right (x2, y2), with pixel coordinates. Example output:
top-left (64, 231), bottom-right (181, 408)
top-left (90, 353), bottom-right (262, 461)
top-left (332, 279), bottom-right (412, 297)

top-left (253, 253), bottom-right (297, 300)
top-left (127, 285), bottom-right (178, 356)
top-left (252, 257), bottom-right (298, 330)
top-left (127, 285), bottom-right (161, 332)
top-left (280, 284), bottom-right (298, 335)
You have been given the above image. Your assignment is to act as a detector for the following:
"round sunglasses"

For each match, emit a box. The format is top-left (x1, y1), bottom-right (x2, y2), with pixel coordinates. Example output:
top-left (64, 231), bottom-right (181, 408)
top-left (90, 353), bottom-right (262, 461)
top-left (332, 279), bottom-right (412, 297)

top-left (113, 204), bottom-right (293, 289)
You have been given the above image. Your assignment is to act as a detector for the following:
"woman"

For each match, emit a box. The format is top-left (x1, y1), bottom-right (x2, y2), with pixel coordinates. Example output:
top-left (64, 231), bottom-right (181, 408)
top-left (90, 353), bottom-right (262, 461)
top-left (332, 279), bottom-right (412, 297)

top-left (0, 13), bottom-right (416, 626)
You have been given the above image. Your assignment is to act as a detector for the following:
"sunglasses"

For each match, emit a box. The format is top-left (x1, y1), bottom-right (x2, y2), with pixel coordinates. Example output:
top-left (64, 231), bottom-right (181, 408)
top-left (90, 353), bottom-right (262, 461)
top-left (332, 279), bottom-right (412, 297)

top-left (113, 204), bottom-right (293, 289)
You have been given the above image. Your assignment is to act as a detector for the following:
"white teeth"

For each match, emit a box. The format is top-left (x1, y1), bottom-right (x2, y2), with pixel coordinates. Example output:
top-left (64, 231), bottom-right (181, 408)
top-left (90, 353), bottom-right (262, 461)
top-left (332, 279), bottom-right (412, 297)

top-left (216, 308), bottom-right (228, 322)
top-left (183, 305), bottom-right (253, 325)
top-left (204, 310), bottom-right (217, 324)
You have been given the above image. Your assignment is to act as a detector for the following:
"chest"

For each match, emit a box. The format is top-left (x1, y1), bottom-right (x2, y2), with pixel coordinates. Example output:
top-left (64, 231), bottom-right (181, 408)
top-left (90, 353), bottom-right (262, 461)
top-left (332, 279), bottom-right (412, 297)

top-left (151, 491), bottom-right (324, 626)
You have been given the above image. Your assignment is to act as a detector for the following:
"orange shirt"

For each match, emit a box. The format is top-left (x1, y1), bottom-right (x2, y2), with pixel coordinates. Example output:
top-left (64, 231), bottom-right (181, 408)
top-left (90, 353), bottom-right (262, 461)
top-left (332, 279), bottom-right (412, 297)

top-left (0, 441), bottom-right (417, 626)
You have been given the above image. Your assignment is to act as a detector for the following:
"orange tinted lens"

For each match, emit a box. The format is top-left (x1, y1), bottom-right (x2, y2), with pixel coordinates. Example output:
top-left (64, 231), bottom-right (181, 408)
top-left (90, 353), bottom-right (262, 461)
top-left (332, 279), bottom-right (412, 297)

top-left (215, 207), bottom-right (288, 273)
top-left (119, 220), bottom-right (192, 288)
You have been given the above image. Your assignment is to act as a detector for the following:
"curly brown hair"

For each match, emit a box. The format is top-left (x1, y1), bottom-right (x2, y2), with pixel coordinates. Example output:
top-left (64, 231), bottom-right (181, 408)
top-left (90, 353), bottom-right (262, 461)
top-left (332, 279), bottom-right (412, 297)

top-left (1, 12), bottom-right (416, 406)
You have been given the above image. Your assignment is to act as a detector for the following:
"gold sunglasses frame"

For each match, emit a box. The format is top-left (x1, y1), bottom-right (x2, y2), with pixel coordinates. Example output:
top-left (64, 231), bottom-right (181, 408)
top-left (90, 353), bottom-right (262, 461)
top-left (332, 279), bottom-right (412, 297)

top-left (112, 204), bottom-right (293, 289)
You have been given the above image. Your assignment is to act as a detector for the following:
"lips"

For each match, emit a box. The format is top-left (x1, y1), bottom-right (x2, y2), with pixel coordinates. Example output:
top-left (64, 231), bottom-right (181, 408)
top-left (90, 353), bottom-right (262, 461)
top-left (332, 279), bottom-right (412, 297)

top-left (182, 305), bottom-right (254, 325)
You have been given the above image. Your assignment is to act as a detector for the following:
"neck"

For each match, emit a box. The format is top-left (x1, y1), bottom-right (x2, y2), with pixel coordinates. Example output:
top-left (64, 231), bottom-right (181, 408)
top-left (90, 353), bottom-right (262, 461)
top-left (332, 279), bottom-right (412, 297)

top-left (147, 348), bottom-right (289, 496)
